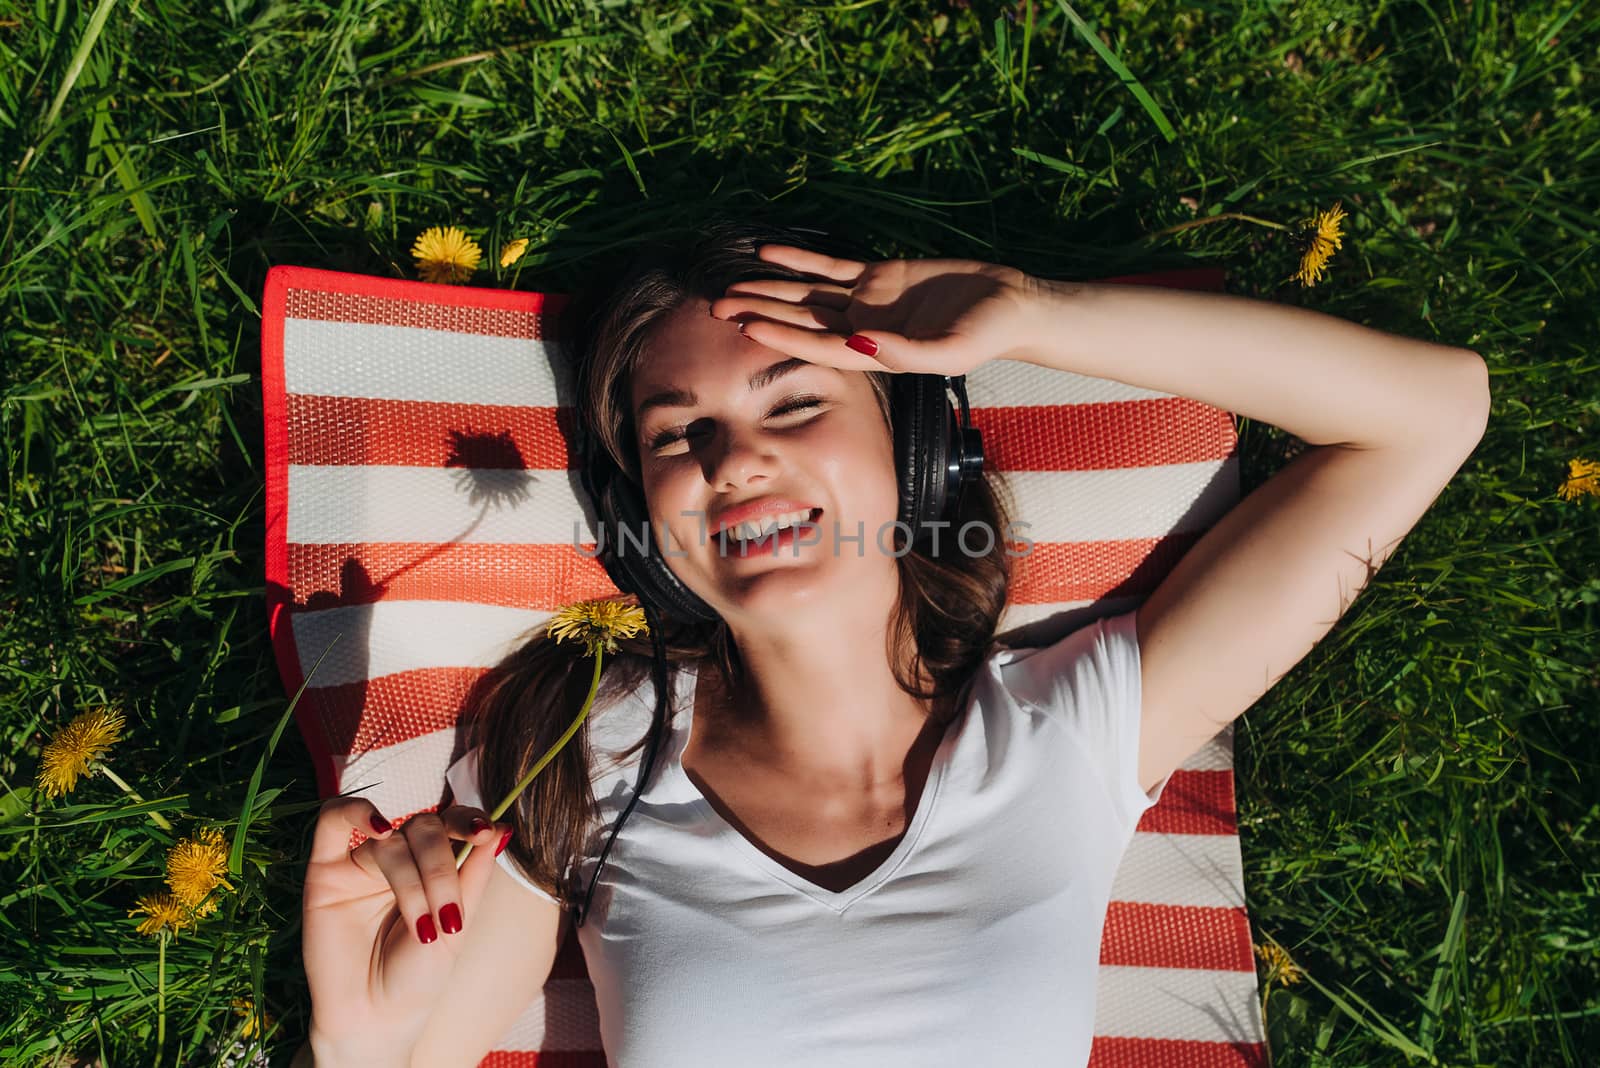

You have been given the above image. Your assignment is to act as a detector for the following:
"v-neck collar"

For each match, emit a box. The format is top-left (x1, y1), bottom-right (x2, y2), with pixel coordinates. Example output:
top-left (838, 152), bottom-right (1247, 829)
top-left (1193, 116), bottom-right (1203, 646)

top-left (666, 660), bottom-right (969, 913)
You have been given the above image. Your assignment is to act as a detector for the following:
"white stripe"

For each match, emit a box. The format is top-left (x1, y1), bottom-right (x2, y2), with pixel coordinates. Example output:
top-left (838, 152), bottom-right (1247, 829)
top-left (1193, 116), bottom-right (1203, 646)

top-left (285, 464), bottom-right (597, 545)
top-left (293, 600), bottom-right (551, 687)
top-left (282, 319), bottom-right (568, 405)
top-left (1111, 831), bottom-right (1246, 909)
top-left (286, 458), bottom-right (1238, 547)
top-left (1093, 965), bottom-right (1264, 1042)
top-left (330, 727), bottom-right (459, 826)
top-left (1182, 726), bottom-right (1234, 772)
top-left (279, 320), bottom-right (1170, 409)
top-left (968, 358), bottom-right (1178, 406)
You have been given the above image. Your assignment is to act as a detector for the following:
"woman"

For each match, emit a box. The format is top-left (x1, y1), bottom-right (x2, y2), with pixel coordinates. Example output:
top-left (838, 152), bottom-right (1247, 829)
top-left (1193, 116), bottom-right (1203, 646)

top-left (298, 221), bottom-right (1490, 1067)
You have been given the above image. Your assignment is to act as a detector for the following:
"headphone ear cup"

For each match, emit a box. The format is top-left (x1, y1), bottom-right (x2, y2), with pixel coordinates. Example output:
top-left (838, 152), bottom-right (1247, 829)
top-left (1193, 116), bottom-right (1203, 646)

top-left (891, 374), bottom-right (952, 548)
top-left (580, 420), bottom-right (719, 624)
top-left (601, 476), bottom-right (720, 624)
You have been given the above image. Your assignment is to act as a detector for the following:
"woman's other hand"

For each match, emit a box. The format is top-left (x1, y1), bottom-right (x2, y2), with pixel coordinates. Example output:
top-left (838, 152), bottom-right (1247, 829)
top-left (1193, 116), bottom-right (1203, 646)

top-left (300, 795), bottom-right (510, 1063)
top-left (707, 243), bottom-right (1050, 378)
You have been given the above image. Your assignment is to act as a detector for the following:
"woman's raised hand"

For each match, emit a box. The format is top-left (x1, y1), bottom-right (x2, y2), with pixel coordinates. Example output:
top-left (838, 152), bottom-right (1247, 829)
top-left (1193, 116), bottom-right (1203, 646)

top-left (707, 243), bottom-right (1051, 378)
top-left (300, 795), bottom-right (511, 1061)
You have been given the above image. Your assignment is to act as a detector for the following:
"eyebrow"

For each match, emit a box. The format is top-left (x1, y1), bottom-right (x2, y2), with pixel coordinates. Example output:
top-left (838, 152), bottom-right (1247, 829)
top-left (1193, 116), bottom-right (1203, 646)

top-left (634, 358), bottom-right (818, 422)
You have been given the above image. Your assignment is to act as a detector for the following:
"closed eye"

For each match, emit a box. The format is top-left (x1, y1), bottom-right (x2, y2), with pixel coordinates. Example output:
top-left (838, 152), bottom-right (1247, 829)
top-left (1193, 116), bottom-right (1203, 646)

top-left (647, 395), bottom-right (826, 451)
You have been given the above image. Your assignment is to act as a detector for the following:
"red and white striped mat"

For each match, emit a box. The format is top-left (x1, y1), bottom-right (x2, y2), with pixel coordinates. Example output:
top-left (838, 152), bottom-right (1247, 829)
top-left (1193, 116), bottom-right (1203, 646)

top-left (263, 264), bottom-right (1267, 1066)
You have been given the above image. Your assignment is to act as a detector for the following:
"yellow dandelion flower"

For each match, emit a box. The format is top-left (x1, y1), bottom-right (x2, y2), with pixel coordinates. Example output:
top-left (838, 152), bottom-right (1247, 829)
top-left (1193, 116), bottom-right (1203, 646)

top-left (1254, 941), bottom-right (1304, 986)
top-left (547, 598), bottom-right (650, 656)
top-left (412, 226), bottom-right (482, 285)
top-left (456, 598), bottom-right (649, 870)
top-left (499, 237), bottom-right (530, 268)
top-left (1295, 202), bottom-right (1347, 287)
top-left (229, 997), bottom-right (274, 1040)
top-left (165, 827), bottom-right (235, 907)
top-left (36, 707), bottom-right (125, 799)
top-left (1558, 458), bottom-right (1600, 501)
top-left (129, 891), bottom-right (196, 937)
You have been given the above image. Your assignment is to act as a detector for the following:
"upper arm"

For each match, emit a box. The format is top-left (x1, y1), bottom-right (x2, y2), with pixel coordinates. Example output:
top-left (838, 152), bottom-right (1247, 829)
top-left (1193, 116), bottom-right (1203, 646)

top-left (1134, 357), bottom-right (1489, 793)
top-left (408, 862), bottom-right (569, 1068)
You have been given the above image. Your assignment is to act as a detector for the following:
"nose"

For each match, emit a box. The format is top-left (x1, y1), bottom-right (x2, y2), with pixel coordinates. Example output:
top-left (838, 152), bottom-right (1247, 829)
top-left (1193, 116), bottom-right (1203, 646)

top-left (703, 424), bottom-right (779, 493)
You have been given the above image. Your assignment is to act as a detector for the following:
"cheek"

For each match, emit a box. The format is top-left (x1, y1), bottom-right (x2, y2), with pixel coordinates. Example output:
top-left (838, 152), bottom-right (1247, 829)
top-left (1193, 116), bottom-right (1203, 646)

top-left (823, 423), bottom-right (901, 520)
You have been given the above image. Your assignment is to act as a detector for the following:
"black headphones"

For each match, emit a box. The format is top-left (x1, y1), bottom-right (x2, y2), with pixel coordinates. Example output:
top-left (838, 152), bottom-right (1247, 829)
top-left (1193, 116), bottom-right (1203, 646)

top-left (563, 237), bottom-right (986, 928)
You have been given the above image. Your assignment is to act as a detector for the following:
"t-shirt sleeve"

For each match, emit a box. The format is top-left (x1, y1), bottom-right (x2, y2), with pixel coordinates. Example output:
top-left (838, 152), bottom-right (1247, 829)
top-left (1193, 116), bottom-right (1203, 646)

top-left (995, 608), bottom-right (1166, 832)
top-left (443, 747), bottom-right (563, 908)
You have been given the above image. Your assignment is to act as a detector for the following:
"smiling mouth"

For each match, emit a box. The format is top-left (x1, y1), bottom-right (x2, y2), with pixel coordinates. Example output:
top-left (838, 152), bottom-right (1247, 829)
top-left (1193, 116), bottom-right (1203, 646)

top-left (714, 508), bottom-right (824, 557)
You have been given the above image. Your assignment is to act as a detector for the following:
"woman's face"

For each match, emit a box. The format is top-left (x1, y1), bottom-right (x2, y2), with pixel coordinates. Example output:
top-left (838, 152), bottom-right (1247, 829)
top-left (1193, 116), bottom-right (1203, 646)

top-left (627, 298), bottom-right (901, 621)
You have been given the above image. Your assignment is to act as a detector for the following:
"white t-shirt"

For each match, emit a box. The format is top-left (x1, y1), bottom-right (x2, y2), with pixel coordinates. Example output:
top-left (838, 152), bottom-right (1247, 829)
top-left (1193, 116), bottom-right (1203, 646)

top-left (444, 609), bottom-right (1162, 1068)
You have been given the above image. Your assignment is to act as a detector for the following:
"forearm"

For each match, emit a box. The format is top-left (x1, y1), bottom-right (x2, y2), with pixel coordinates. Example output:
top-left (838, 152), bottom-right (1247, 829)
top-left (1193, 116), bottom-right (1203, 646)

top-left (304, 1023), bottom-right (416, 1068)
top-left (1019, 279), bottom-right (1489, 449)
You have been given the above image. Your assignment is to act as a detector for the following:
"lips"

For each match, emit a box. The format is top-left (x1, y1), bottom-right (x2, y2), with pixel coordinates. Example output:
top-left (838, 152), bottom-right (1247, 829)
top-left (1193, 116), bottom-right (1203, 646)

top-left (708, 498), bottom-right (823, 537)
top-left (714, 508), bottom-right (824, 551)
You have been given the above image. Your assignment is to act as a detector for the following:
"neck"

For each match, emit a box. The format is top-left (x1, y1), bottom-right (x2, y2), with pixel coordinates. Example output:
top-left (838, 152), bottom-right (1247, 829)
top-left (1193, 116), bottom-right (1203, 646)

top-left (702, 602), bottom-right (946, 792)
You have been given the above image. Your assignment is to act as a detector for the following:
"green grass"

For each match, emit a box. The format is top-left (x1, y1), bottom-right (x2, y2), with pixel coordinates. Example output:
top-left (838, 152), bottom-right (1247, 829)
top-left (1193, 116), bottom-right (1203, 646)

top-left (2, 0), bottom-right (1596, 1064)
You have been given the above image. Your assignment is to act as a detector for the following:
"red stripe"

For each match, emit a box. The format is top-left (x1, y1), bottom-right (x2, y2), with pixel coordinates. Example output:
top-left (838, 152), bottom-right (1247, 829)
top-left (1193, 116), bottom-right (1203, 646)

top-left (1007, 533), bottom-right (1202, 605)
top-left (304, 667), bottom-right (490, 757)
top-left (281, 393), bottom-right (1233, 472)
top-left (479, 1039), bottom-right (1270, 1067)
top-left (1091, 1037), bottom-right (1269, 1068)
top-left (1140, 770), bottom-right (1237, 836)
top-left (1100, 902), bottom-right (1254, 970)
top-left (272, 263), bottom-right (563, 318)
top-left (287, 542), bottom-right (618, 611)
top-left (481, 1053), bottom-right (606, 1067)
top-left (286, 395), bottom-right (576, 468)
top-left (281, 534), bottom-right (1192, 612)
top-left (975, 399), bottom-right (1236, 471)
top-left (264, 269), bottom-right (335, 798)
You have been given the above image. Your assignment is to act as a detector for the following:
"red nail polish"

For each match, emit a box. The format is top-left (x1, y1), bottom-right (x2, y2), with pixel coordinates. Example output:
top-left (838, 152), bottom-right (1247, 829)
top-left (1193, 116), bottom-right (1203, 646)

top-left (495, 830), bottom-right (513, 857)
top-left (845, 334), bottom-right (877, 356)
top-left (439, 903), bottom-right (463, 935)
top-left (416, 914), bottom-right (437, 944)
top-left (468, 817), bottom-right (490, 835)
top-left (369, 814), bottom-right (392, 835)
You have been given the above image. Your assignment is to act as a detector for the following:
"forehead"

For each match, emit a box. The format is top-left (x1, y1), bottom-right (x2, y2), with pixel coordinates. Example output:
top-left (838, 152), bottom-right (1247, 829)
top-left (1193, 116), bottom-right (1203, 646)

top-left (629, 301), bottom-right (845, 416)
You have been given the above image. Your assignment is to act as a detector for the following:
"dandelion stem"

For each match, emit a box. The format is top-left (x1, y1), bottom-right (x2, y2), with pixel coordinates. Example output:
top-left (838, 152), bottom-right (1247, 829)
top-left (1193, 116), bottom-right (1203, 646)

top-left (156, 929), bottom-right (168, 1067)
top-left (1147, 212), bottom-right (1292, 240)
top-left (455, 651), bottom-right (606, 871)
top-left (96, 764), bottom-right (175, 831)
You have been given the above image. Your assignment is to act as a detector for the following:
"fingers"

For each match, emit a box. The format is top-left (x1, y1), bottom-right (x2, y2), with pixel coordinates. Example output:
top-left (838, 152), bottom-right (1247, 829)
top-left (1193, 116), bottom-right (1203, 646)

top-left (753, 243), bottom-right (866, 286)
top-left (310, 794), bottom-right (396, 866)
top-left (710, 293), bottom-right (848, 335)
top-left (735, 317), bottom-right (891, 373)
top-left (355, 806), bottom-right (508, 946)
top-left (719, 278), bottom-right (854, 310)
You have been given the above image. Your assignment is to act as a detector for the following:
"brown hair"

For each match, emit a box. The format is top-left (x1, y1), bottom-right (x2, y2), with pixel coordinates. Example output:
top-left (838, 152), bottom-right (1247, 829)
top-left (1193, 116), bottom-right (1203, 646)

top-left (462, 219), bottom-right (1018, 909)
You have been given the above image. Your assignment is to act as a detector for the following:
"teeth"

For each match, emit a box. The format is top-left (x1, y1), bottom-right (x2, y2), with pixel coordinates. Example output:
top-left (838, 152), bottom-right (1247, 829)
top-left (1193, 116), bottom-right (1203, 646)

top-left (726, 509), bottom-right (815, 542)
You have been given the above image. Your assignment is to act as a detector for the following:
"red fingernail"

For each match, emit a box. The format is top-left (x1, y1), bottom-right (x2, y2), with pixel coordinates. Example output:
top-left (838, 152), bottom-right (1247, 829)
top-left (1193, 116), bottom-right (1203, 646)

top-left (468, 817), bottom-right (490, 835)
top-left (845, 334), bottom-right (877, 356)
top-left (369, 814), bottom-right (392, 835)
top-left (495, 830), bottom-right (513, 857)
top-left (439, 903), bottom-right (462, 935)
top-left (416, 914), bottom-right (437, 944)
